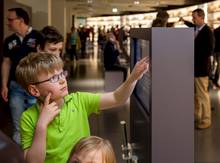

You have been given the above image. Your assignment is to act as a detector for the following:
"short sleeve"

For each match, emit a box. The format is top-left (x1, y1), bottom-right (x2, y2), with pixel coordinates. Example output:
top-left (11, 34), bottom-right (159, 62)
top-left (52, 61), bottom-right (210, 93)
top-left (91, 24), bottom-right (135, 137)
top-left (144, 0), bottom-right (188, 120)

top-left (20, 108), bottom-right (38, 150)
top-left (77, 92), bottom-right (101, 115)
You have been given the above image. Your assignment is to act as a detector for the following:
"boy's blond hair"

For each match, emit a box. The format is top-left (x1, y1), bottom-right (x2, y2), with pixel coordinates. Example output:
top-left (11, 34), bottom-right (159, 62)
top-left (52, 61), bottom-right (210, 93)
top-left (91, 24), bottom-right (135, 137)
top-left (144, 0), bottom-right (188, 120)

top-left (16, 52), bottom-right (63, 91)
top-left (68, 136), bottom-right (116, 163)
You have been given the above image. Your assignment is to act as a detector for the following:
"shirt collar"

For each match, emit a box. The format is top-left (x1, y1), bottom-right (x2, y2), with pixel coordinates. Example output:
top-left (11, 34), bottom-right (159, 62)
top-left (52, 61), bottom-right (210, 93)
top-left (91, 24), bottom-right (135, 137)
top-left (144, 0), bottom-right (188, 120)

top-left (36, 94), bottom-right (72, 112)
top-left (64, 94), bottom-right (73, 103)
top-left (16, 26), bottom-right (32, 42)
top-left (196, 24), bottom-right (205, 31)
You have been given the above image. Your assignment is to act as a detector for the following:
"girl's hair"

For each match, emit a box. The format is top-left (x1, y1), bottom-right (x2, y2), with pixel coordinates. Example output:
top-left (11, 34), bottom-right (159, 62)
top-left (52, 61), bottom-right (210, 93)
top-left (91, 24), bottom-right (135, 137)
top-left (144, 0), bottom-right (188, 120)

top-left (16, 52), bottom-right (63, 91)
top-left (68, 136), bottom-right (116, 163)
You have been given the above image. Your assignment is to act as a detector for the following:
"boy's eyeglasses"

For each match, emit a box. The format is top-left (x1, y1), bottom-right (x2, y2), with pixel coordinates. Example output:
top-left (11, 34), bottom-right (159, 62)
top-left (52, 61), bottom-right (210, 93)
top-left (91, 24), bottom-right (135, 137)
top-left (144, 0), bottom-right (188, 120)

top-left (31, 70), bottom-right (68, 85)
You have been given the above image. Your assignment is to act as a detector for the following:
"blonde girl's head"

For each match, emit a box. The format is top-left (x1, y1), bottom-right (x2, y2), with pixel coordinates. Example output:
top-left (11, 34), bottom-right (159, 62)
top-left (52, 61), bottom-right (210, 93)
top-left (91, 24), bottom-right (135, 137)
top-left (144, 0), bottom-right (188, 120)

top-left (68, 136), bottom-right (116, 163)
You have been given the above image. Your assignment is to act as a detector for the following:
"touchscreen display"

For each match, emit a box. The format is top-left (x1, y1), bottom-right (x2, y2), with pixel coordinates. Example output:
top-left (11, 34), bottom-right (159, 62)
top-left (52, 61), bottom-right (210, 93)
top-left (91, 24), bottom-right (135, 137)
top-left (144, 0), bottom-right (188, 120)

top-left (132, 39), bottom-right (151, 113)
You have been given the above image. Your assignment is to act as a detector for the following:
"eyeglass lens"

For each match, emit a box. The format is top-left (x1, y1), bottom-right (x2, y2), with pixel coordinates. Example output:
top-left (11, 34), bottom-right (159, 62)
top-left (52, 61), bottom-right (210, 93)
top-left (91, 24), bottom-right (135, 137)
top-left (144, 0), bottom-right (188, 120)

top-left (50, 71), bottom-right (68, 83)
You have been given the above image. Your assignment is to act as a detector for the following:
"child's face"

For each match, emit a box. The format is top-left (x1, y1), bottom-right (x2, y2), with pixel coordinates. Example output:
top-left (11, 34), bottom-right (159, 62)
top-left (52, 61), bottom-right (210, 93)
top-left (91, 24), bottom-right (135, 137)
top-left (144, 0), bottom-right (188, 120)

top-left (69, 150), bottom-right (105, 163)
top-left (43, 42), bottom-right (63, 57)
top-left (35, 69), bottom-right (68, 102)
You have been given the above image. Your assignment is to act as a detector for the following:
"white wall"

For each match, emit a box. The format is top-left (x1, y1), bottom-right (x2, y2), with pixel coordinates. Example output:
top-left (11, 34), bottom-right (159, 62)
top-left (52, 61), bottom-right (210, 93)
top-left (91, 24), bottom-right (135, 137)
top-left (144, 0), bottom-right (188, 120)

top-left (50, 0), bottom-right (65, 38)
top-left (65, 6), bottom-right (72, 34)
top-left (15, 0), bottom-right (49, 30)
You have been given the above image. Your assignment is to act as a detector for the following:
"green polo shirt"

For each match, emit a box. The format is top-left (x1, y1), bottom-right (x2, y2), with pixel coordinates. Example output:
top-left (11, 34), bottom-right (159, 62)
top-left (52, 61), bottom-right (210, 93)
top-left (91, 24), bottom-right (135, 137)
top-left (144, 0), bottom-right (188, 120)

top-left (20, 92), bottom-right (101, 163)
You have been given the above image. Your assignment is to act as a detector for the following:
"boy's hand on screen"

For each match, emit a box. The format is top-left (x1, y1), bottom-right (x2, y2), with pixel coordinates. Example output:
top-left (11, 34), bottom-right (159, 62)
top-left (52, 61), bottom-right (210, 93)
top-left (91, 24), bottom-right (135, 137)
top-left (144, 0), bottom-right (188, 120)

top-left (130, 57), bottom-right (149, 82)
top-left (38, 93), bottom-right (61, 127)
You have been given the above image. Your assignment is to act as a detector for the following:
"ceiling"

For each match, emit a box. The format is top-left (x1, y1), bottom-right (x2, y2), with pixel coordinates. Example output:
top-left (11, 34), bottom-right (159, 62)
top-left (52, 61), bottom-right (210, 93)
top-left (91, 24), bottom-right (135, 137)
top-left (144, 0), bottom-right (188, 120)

top-left (66, 0), bottom-right (214, 17)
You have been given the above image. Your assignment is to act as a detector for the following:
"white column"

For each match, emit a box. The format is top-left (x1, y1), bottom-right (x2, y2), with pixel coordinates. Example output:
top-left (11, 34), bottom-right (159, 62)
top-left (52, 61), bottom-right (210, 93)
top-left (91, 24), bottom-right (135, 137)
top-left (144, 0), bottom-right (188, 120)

top-left (50, 0), bottom-right (65, 38)
top-left (65, 6), bottom-right (72, 34)
top-left (15, 0), bottom-right (49, 30)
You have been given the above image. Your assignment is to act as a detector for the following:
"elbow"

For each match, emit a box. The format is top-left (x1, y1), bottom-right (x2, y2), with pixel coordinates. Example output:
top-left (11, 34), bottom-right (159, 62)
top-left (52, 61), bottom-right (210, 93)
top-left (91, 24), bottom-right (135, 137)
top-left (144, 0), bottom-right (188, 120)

top-left (25, 153), bottom-right (44, 163)
top-left (115, 96), bottom-right (129, 106)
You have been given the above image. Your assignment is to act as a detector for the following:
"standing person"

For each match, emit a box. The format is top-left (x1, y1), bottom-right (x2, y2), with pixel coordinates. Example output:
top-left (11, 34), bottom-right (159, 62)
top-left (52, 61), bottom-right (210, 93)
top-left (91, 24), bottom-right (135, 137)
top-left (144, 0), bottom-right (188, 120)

top-left (213, 26), bottom-right (220, 88)
top-left (38, 26), bottom-right (64, 58)
top-left (152, 10), bottom-right (169, 27)
top-left (79, 27), bottom-right (88, 58)
top-left (69, 26), bottom-right (79, 60)
top-left (15, 52), bottom-right (148, 163)
top-left (180, 8), bottom-right (214, 129)
top-left (1, 8), bottom-right (41, 144)
top-left (68, 136), bottom-right (116, 163)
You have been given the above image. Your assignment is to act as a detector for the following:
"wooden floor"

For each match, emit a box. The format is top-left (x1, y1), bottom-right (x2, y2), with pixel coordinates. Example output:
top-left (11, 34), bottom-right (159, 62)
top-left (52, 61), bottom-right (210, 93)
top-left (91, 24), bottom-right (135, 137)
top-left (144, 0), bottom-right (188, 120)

top-left (1, 41), bottom-right (220, 163)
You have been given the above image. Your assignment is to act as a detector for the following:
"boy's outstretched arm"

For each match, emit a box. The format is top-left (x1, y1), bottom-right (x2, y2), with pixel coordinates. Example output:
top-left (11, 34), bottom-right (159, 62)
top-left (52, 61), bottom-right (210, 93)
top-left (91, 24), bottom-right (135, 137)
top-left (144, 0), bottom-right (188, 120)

top-left (100, 57), bottom-right (149, 110)
top-left (23, 93), bottom-right (60, 163)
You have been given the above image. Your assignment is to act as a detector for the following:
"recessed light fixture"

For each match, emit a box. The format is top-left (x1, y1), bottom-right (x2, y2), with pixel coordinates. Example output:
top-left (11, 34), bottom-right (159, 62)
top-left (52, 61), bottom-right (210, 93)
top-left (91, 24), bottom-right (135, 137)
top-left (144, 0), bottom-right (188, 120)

top-left (134, 1), bottom-right (140, 5)
top-left (88, 0), bottom-right (93, 4)
top-left (112, 8), bottom-right (118, 13)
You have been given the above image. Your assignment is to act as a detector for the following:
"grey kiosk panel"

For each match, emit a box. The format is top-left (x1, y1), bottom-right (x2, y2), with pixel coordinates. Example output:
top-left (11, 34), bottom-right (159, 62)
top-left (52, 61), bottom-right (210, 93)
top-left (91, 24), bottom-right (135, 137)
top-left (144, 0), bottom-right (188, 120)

top-left (130, 28), bottom-right (194, 163)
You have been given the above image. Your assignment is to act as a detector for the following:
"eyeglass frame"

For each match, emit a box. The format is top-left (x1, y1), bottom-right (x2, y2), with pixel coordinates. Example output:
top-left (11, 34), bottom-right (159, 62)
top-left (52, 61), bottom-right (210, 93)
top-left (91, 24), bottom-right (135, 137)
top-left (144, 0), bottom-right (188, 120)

top-left (30, 70), bottom-right (68, 85)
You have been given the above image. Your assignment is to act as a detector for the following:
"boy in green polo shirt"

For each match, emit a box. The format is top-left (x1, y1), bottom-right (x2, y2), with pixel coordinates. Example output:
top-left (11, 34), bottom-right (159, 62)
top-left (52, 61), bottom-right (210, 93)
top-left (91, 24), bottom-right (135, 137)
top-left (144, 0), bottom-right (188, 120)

top-left (16, 52), bottom-right (149, 163)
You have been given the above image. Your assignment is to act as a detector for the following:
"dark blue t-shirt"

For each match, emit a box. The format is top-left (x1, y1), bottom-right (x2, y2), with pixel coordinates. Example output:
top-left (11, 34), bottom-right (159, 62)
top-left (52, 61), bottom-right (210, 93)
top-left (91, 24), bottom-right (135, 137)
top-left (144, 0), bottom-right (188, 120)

top-left (3, 29), bottom-right (41, 81)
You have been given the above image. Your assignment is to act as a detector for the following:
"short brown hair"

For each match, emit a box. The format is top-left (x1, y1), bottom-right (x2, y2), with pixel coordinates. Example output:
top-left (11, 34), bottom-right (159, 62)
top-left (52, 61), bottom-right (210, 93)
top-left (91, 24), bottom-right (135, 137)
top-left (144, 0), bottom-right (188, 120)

top-left (68, 136), bottom-right (116, 163)
top-left (193, 8), bottom-right (205, 19)
top-left (16, 52), bottom-right (63, 91)
top-left (39, 26), bottom-right (64, 50)
top-left (8, 8), bottom-right (30, 25)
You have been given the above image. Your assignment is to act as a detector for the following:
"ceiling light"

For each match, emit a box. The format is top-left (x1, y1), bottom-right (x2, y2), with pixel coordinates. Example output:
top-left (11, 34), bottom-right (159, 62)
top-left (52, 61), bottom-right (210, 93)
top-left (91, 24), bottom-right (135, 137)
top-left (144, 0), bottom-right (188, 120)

top-left (87, 0), bottom-right (92, 4)
top-left (112, 8), bottom-right (118, 13)
top-left (134, 1), bottom-right (140, 5)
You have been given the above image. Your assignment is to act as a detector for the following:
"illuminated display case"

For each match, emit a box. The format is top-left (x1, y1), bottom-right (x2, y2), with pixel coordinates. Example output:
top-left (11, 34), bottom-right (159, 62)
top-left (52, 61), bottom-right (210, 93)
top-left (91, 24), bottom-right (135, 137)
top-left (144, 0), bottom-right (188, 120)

top-left (87, 16), bottom-right (121, 29)
top-left (208, 0), bottom-right (220, 28)
top-left (167, 5), bottom-right (198, 27)
top-left (87, 0), bottom-right (220, 29)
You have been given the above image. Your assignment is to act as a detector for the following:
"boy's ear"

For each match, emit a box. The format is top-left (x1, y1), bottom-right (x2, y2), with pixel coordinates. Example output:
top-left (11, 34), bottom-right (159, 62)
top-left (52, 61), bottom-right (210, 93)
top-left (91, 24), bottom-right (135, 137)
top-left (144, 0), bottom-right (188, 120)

top-left (28, 85), bottom-right (40, 97)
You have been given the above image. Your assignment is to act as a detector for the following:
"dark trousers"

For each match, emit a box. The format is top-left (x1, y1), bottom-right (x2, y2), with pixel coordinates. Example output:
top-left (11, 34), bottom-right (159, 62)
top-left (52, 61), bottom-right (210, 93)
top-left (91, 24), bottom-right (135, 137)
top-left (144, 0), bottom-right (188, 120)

top-left (70, 45), bottom-right (77, 60)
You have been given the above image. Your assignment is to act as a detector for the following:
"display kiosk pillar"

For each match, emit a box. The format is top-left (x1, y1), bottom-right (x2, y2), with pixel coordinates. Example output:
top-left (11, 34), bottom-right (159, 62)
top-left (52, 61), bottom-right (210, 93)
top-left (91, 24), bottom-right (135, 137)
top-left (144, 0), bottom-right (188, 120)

top-left (130, 28), bottom-right (194, 163)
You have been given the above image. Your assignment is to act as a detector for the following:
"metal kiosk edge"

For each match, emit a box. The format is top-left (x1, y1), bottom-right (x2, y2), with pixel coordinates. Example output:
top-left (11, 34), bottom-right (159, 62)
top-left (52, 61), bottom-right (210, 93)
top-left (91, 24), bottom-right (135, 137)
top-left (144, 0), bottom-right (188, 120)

top-left (130, 28), bottom-right (194, 163)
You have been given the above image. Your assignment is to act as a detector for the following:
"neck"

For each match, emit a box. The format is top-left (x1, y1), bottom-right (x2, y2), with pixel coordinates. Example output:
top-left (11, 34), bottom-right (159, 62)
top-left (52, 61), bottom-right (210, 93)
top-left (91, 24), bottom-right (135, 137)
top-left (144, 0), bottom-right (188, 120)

top-left (16, 25), bottom-right (29, 37)
top-left (197, 22), bottom-right (205, 28)
top-left (55, 98), bottom-right (64, 108)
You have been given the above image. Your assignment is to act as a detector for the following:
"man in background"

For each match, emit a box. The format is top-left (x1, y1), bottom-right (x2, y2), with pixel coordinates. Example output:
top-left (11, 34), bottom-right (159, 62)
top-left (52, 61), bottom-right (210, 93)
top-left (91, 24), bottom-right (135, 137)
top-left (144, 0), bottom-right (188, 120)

top-left (1, 8), bottom-right (41, 144)
top-left (180, 8), bottom-right (214, 129)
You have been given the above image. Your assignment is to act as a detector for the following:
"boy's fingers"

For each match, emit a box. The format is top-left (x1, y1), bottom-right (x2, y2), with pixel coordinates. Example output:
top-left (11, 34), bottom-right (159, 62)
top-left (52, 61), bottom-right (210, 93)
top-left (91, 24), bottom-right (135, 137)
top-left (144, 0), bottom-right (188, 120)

top-left (44, 92), bottom-right (52, 105)
top-left (139, 57), bottom-right (147, 62)
top-left (138, 56), bottom-right (149, 64)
